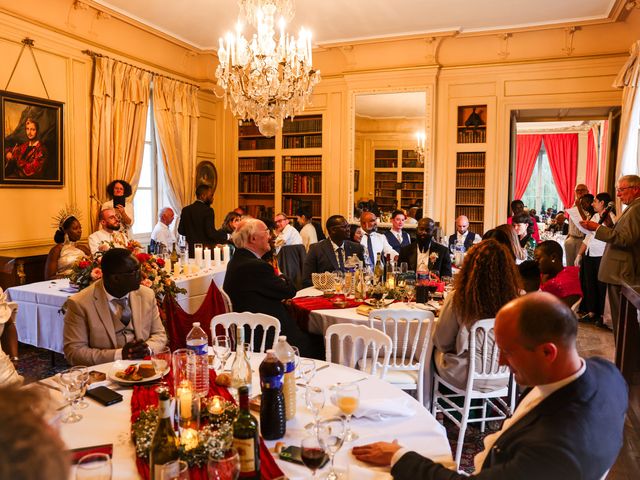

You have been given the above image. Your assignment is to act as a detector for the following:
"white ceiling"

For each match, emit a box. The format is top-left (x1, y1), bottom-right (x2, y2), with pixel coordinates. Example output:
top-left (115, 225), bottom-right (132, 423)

top-left (93, 0), bottom-right (617, 50)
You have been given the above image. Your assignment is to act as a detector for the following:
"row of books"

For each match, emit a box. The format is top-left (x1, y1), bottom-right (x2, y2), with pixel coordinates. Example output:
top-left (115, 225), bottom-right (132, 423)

top-left (283, 116), bottom-right (322, 133)
top-left (282, 173), bottom-right (322, 193)
top-left (402, 173), bottom-right (423, 181)
top-left (238, 122), bottom-right (262, 137)
top-left (402, 182), bottom-right (423, 190)
top-left (375, 173), bottom-right (396, 182)
top-left (456, 172), bottom-right (485, 188)
top-left (239, 138), bottom-right (276, 150)
top-left (455, 205), bottom-right (484, 222)
top-left (239, 173), bottom-right (275, 193)
top-left (375, 159), bottom-right (398, 168)
top-left (283, 135), bottom-right (322, 149)
top-left (456, 189), bottom-right (485, 205)
top-left (457, 127), bottom-right (486, 144)
top-left (282, 155), bottom-right (322, 171)
top-left (238, 157), bottom-right (275, 171)
top-left (241, 204), bottom-right (275, 219)
top-left (456, 152), bottom-right (486, 168)
top-left (282, 198), bottom-right (321, 217)
top-left (375, 189), bottom-right (396, 197)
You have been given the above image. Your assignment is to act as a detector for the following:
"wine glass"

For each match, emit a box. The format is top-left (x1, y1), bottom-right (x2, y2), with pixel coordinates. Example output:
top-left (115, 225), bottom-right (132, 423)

top-left (291, 346), bottom-right (301, 377)
top-left (299, 358), bottom-right (316, 387)
top-left (152, 346), bottom-right (171, 376)
top-left (301, 434), bottom-right (327, 479)
top-left (70, 366), bottom-right (90, 409)
top-left (207, 448), bottom-right (240, 480)
top-left (332, 270), bottom-right (345, 295)
top-left (335, 383), bottom-right (360, 442)
top-left (317, 417), bottom-right (346, 480)
top-left (76, 453), bottom-right (112, 480)
top-left (404, 279), bottom-right (416, 308)
top-left (305, 385), bottom-right (325, 428)
top-left (212, 335), bottom-right (232, 371)
top-left (59, 368), bottom-right (84, 423)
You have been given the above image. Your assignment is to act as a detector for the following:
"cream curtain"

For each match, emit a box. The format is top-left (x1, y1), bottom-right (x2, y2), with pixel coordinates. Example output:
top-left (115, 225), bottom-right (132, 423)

top-left (90, 56), bottom-right (151, 229)
top-left (613, 40), bottom-right (640, 180)
top-left (152, 77), bottom-right (200, 216)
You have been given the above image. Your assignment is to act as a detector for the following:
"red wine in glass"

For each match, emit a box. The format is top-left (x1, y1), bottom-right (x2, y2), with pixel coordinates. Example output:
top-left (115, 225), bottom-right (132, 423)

top-left (301, 447), bottom-right (325, 473)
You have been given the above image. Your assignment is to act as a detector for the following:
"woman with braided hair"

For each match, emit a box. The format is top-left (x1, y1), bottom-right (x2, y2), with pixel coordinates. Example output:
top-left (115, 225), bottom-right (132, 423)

top-left (44, 212), bottom-right (90, 279)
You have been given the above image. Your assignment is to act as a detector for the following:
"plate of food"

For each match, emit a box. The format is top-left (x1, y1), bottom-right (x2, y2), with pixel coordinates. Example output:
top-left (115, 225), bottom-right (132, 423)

top-left (107, 360), bottom-right (168, 385)
top-left (364, 298), bottom-right (394, 307)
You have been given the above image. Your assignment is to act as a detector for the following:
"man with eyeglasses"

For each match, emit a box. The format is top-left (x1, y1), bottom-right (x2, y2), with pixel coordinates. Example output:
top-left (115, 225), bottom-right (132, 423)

top-left (581, 174), bottom-right (640, 338)
top-left (273, 212), bottom-right (302, 254)
top-left (63, 248), bottom-right (167, 366)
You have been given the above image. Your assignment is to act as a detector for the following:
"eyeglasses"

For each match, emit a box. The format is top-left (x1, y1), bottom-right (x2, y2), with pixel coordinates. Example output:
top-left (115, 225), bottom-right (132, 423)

top-left (616, 186), bottom-right (636, 192)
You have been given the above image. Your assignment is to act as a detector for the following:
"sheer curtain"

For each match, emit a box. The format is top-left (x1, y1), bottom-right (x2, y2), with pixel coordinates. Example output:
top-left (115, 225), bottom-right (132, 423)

top-left (543, 133), bottom-right (578, 209)
top-left (90, 56), bottom-right (151, 229)
top-left (515, 134), bottom-right (543, 199)
top-left (585, 128), bottom-right (598, 194)
top-left (613, 40), bottom-right (640, 179)
top-left (152, 77), bottom-right (200, 217)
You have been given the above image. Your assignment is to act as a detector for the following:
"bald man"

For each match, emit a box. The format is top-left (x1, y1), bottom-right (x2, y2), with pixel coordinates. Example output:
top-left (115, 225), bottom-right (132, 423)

top-left (447, 215), bottom-right (480, 254)
top-left (353, 292), bottom-right (627, 480)
top-left (564, 183), bottom-right (590, 267)
top-left (150, 207), bottom-right (175, 251)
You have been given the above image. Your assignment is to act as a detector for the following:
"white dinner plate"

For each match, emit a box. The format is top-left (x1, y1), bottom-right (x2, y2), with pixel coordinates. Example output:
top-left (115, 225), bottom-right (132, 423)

top-left (107, 360), bottom-right (169, 385)
top-left (364, 298), bottom-right (394, 307)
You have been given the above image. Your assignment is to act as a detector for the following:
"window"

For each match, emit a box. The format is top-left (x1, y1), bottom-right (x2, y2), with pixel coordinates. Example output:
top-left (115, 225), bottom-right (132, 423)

top-left (522, 143), bottom-right (562, 214)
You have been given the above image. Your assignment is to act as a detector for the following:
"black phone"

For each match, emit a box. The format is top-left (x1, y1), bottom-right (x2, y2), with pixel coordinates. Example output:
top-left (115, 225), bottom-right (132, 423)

top-left (86, 386), bottom-right (123, 406)
top-left (113, 195), bottom-right (126, 208)
top-left (279, 445), bottom-right (329, 468)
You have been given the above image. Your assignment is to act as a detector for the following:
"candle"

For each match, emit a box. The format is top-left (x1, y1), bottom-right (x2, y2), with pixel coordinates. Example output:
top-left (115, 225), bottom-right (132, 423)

top-left (178, 382), bottom-right (192, 420)
top-left (164, 257), bottom-right (172, 274)
top-left (208, 395), bottom-right (224, 415)
top-left (214, 247), bottom-right (221, 266)
top-left (180, 427), bottom-right (199, 450)
top-left (174, 261), bottom-right (181, 276)
top-left (387, 275), bottom-right (396, 290)
top-left (194, 246), bottom-right (203, 267)
top-left (204, 248), bottom-right (212, 269)
top-left (222, 245), bottom-right (230, 263)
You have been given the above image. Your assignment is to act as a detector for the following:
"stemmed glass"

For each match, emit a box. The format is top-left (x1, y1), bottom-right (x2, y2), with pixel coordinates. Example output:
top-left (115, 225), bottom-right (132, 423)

top-left (213, 335), bottom-right (232, 371)
top-left (317, 417), bottom-right (346, 480)
top-left (70, 366), bottom-right (90, 409)
top-left (59, 368), bottom-right (85, 423)
top-left (152, 346), bottom-right (171, 376)
top-left (207, 448), bottom-right (240, 480)
top-left (335, 383), bottom-right (360, 442)
top-left (305, 385), bottom-right (325, 428)
top-left (76, 453), bottom-right (112, 480)
top-left (301, 434), bottom-right (327, 479)
top-left (404, 278), bottom-right (416, 308)
top-left (291, 346), bottom-right (301, 377)
top-left (299, 359), bottom-right (316, 387)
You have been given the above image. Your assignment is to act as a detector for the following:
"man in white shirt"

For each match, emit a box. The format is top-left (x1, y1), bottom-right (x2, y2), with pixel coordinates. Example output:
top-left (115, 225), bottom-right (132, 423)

top-left (88, 208), bottom-right (129, 254)
top-left (564, 183), bottom-right (590, 267)
top-left (150, 207), bottom-right (175, 251)
top-left (353, 291), bottom-right (627, 480)
top-left (447, 215), bottom-right (480, 253)
top-left (274, 212), bottom-right (302, 254)
top-left (359, 211), bottom-right (398, 270)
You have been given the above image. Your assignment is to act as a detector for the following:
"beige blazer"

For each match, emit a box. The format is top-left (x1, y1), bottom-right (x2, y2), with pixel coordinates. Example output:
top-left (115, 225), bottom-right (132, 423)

top-left (596, 197), bottom-right (640, 286)
top-left (63, 280), bottom-right (167, 366)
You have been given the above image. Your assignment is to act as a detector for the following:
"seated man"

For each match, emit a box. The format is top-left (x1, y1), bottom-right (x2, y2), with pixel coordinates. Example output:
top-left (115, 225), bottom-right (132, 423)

top-left (302, 215), bottom-right (365, 287)
top-left (447, 215), bottom-right (480, 253)
top-left (224, 218), bottom-right (321, 358)
top-left (353, 292), bottom-right (627, 480)
top-left (63, 248), bottom-right (167, 366)
top-left (360, 211), bottom-right (398, 270)
top-left (274, 212), bottom-right (303, 254)
top-left (384, 210), bottom-right (411, 251)
top-left (88, 208), bottom-right (130, 254)
top-left (150, 207), bottom-right (175, 252)
top-left (398, 217), bottom-right (452, 278)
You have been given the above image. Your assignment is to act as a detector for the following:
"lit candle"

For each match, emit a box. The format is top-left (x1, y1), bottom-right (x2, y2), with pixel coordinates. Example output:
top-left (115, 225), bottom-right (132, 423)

top-left (174, 261), bottom-right (181, 276)
top-left (214, 246), bottom-right (221, 266)
top-left (208, 395), bottom-right (224, 415)
top-left (180, 427), bottom-right (199, 450)
top-left (222, 245), bottom-right (231, 264)
top-left (194, 245), bottom-right (203, 267)
top-left (204, 248), bottom-right (212, 269)
top-left (177, 382), bottom-right (192, 420)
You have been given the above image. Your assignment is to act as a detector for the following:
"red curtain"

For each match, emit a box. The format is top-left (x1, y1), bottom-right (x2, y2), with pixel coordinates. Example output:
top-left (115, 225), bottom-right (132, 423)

top-left (598, 120), bottom-right (609, 193)
top-left (585, 129), bottom-right (598, 194)
top-left (543, 134), bottom-right (578, 209)
top-left (515, 134), bottom-right (543, 199)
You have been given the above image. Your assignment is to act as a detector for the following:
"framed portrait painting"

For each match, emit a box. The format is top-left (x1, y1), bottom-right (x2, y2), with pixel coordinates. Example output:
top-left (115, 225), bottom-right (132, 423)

top-left (1, 91), bottom-right (64, 187)
top-left (195, 160), bottom-right (218, 194)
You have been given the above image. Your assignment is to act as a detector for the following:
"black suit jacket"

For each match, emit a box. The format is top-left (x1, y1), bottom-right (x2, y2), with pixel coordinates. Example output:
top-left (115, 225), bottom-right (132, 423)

top-left (447, 231), bottom-right (478, 252)
top-left (384, 230), bottom-right (411, 251)
top-left (301, 239), bottom-right (365, 288)
top-left (397, 241), bottom-right (452, 278)
top-left (177, 200), bottom-right (228, 256)
top-left (391, 357), bottom-right (628, 480)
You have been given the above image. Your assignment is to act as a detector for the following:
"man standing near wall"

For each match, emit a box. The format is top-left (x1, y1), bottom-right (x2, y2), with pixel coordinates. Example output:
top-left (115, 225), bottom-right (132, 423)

top-left (564, 183), bottom-right (590, 267)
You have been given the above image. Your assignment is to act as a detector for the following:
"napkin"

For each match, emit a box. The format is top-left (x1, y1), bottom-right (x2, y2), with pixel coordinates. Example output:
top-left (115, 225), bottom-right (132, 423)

top-left (352, 396), bottom-right (416, 420)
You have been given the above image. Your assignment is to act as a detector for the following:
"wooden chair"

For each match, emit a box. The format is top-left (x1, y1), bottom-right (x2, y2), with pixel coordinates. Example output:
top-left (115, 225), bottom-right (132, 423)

top-left (211, 312), bottom-right (280, 353)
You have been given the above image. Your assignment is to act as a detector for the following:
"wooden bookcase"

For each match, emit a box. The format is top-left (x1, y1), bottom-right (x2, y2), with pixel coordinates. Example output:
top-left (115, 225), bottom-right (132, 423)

top-left (237, 115), bottom-right (323, 222)
top-left (373, 148), bottom-right (424, 212)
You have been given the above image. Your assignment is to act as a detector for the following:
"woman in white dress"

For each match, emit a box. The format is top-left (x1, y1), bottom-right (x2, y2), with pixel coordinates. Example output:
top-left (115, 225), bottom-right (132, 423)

top-left (101, 179), bottom-right (134, 234)
top-left (45, 215), bottom-right (91, 279)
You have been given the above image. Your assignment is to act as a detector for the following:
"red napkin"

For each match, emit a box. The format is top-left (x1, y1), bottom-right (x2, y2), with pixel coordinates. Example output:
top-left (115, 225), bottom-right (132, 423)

top-left (131, 370), bottom-right (284, 480)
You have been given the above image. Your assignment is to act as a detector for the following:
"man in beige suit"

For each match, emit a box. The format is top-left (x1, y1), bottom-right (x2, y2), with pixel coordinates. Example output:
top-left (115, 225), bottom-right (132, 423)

top-left (63, 248), bottom-right (167, 366)
top-left (581, 174), bottom-right (640, 339)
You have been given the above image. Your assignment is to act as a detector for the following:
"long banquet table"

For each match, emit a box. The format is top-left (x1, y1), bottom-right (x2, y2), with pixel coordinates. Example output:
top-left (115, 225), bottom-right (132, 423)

top-left (7, 265), bottom-right (227, 354)
top-left (43, 354), bottom-right (453, 479)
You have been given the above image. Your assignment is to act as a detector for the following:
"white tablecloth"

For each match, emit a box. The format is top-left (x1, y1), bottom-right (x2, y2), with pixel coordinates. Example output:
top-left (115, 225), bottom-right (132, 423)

top-left (7, 265), bottom-right (227, 354)
top-left (45, 354), bottom-right (452, 479)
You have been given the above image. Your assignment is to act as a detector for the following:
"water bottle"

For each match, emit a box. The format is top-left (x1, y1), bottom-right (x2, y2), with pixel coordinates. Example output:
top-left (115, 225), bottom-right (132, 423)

top-left (186, 322), bottom-right (209, 398)
top-left (274, 336), bottom-right (296, 420)
top-left (259, 350), bottom-right (286, 440)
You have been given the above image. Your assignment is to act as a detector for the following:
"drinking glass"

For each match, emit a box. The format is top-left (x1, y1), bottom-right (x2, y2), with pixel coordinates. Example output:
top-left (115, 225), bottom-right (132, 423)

top-left (404, 278), bottom-right (416, 308)
top-left (317, 417), bottom-right (345, 480)
top-left (212, 335), bottom-right (232, 371)
top-left (59, 368), bottom-right (84, 423)
top-left (301, 434), bottom-right (326, 479)
top-left (172, 349), bottom-right (196, 393)
top-left (299, 358), bottom-right (316, 387)
top-left (76, 453), bottom-right (112, 480)
top-left (291, 346), bottom-right (301, 375)
top-left (332, 270), bottom-right (345, 294)
top-left (207, 448), bottom-right (240, 480)
top-left (305, 385), bottom-right (325, 427)
top-left (152, 346), bottom-right (172, 376)
top-left (400, 262), bottom-right (409, 275)
top-left (335, 383), bottom-right (360, 442)
top-left (70, 366), bottom-right (90, 409)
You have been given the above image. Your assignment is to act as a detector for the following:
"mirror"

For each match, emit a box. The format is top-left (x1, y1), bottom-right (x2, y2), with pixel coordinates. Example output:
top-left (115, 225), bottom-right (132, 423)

top-left (352, 91), bottom-right (427, 223)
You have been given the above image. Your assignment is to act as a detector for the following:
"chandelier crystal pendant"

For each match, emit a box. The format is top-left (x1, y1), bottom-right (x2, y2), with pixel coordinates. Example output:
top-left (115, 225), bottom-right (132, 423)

top-left (216, 0), bottom-right (321, 137)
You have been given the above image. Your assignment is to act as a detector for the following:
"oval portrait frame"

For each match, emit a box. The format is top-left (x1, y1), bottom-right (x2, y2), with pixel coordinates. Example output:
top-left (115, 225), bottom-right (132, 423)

top-left (195, 160), bottom-right (217, 194)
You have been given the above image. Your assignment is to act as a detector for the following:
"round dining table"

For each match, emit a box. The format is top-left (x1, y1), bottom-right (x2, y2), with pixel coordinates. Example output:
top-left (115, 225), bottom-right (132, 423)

top-left (46, 353), bottom-right (453, 479)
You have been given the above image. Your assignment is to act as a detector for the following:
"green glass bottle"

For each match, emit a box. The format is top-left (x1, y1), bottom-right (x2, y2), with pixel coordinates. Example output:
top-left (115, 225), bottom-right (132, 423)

top-left (170, 242), bottom-right (179, 265)
top-left (233, 385), bottom-right (260, 479)
top-left (150, 387), bottom-right (180, 480)
top-left (374, 252), bottom-right (384, 284)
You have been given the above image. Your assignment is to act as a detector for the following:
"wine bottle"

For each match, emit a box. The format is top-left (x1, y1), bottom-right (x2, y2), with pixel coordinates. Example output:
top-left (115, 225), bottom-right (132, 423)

top-left (373, 253), bottom-right (383, 285)
top-left (230, 328), bottom-right (252, 401)
top-left (233, 386), bottom-right (260, 479)
top-left (170, 242), bottom-right (179, 265)
top-left (150, 388), bottom-right (180, 480)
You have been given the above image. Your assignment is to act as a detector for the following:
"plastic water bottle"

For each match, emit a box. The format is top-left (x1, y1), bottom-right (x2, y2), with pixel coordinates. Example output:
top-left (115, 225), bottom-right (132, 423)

top-left (274, 336), bottom-right (296, 420)
top-left (186, 322), bottom-right (209, 398)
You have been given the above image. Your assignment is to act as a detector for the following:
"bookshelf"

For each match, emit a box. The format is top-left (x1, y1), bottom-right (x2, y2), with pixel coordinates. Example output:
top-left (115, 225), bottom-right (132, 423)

top-left (454, 151), bottom-right (486, 233)
top-left (373, 148), bottom-right (424, 213)
top-left (237, 115), bottom-right (323, 222)
top-left (457, 105), bottom-right (487, 144)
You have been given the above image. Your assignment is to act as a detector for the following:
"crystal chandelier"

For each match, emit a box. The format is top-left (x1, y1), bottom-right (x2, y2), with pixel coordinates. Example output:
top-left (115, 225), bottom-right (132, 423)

top-left (216, 0), bottom-right (321, 137)
top-left (415, 132), bottom-right (426, 165)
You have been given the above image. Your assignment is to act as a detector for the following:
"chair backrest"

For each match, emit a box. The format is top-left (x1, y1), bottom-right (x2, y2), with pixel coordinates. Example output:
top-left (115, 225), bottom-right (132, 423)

top-left (570, 298), bottom-right (581, 315)
top-left (211, 312), bottom-right (281, 353)
top-left (218, 288), bottom-right (233, 313)
top-left (277, 244), bottom-right (307, 290)
top-left (466, 318), bottom-right (511, 388)
top-left (368, 308), bottom-right (435, 370)
top-left (325, 323), bottom-right (392, 378)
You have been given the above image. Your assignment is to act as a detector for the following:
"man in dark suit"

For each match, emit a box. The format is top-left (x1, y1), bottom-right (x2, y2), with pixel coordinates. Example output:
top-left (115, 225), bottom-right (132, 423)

top-left (302, 215), bottom-right (364, 288)
top-left (384, 210), bottom-right (411, 251)
top-left (224, 218), bottom-right (320, 358)
top-left (352, 292), bottom-right (628, 480)
top-left (447, 215), bottom-right (479, 253)
top-left (178, 184), bottom-right (228, 256)
top-left (398, 217), bottom-right (452, 278)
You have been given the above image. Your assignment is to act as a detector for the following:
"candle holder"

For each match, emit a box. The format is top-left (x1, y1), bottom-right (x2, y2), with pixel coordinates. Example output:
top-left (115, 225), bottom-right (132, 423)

top-left (176, 380), bottom-right (200, 450)
top-left (172, 349), bottom-right (196, 394)
top-left (205, 395), bottom-right (238, 428)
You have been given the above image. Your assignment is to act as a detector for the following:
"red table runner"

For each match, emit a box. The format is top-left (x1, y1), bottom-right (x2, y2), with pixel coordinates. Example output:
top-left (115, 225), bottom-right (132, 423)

top-left (131, 369), bottom-right (284, 480)
top-left (288, 296), bottom-right (364, 332)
